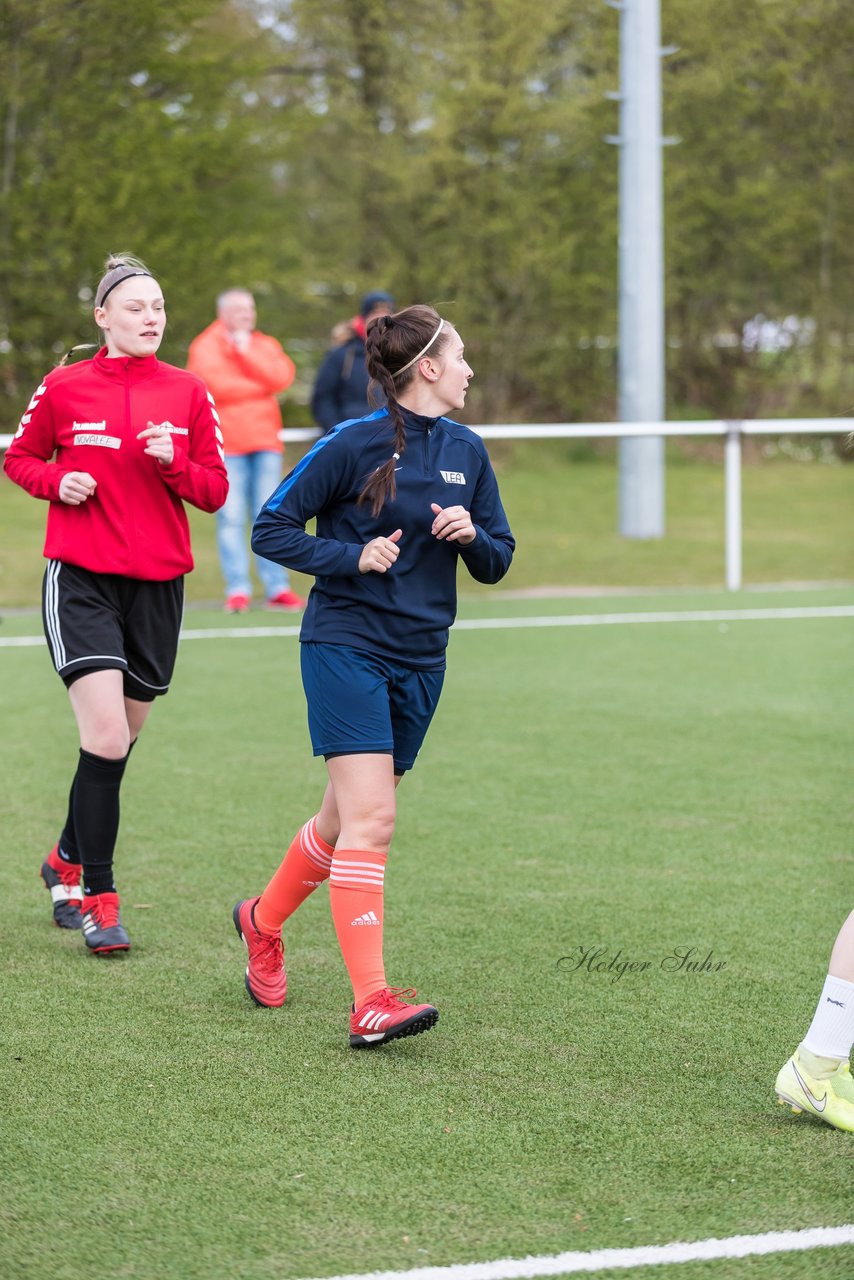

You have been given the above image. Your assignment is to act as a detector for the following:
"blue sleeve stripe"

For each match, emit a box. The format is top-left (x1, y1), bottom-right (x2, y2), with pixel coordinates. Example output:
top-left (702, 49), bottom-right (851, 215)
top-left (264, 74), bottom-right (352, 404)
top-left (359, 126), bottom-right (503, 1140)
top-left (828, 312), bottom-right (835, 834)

top-left (264, 409), bottom-right (388, 512)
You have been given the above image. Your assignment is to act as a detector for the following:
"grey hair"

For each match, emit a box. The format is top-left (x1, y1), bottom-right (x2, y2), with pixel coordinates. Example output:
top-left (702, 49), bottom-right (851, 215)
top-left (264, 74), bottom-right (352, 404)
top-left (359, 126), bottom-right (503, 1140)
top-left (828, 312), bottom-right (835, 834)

top-left (216, 289), bottom-right (254, 311)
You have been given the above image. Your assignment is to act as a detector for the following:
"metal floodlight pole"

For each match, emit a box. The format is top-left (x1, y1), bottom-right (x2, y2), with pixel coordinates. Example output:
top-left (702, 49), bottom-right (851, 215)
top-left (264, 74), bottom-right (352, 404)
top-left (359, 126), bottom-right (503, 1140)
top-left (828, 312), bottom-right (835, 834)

top-left (606, 0), bottom-right (667, 538)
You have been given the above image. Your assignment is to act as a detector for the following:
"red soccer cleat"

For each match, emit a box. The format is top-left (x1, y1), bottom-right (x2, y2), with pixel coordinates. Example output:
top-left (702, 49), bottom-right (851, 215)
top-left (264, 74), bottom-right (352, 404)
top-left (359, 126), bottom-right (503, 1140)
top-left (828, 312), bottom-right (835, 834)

top-left (225, 593), bottom-right (251, 614)
top-left (40, 844), bottom-right (84, 929)
top-left (81, 892), bottom-right (130, 954)
top-left (266, 590), bottom-right (305, 611)
top-left (232, 897), bottom-right (286, 1007)
top-left (349, 987), bottom-right (439, 1048)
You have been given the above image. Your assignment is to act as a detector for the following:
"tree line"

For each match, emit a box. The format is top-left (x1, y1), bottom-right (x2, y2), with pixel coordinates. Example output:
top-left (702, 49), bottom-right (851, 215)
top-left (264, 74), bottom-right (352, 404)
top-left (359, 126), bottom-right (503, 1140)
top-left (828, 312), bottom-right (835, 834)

top-left (1, 0), bottom-right (852, 428)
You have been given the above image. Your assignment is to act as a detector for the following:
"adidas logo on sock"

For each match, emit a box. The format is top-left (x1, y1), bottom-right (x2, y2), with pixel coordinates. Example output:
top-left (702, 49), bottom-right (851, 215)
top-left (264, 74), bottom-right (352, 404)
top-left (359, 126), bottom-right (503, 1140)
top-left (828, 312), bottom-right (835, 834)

top-left (302, 879), bottom-right (324, 887)
top-left (351, 910), bottom-right (380, 926)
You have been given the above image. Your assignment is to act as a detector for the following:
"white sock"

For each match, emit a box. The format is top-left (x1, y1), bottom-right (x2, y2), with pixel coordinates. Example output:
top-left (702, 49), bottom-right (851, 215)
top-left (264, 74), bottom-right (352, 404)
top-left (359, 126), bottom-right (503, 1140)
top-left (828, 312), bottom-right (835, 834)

top-left (801, 974), bottom-right (854, 1060)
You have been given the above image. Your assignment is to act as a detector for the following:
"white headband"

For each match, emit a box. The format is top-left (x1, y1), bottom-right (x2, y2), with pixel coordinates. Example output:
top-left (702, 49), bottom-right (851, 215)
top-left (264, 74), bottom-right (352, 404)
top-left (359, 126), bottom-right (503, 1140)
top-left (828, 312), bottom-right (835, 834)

top-left (392, 318), bottom-right (444, 378)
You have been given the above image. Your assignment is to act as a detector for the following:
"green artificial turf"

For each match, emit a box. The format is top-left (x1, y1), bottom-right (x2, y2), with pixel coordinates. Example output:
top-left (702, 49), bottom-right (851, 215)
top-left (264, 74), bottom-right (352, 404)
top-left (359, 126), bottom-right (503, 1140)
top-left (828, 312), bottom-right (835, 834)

top-left (1, 591), bottom-right (853, 1280)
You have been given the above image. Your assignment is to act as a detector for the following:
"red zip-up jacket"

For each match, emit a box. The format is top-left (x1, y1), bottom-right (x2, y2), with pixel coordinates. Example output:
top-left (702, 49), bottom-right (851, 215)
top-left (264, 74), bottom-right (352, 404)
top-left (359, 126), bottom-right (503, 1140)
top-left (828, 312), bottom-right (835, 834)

top-left (4, 349), bottom-right (228, 580)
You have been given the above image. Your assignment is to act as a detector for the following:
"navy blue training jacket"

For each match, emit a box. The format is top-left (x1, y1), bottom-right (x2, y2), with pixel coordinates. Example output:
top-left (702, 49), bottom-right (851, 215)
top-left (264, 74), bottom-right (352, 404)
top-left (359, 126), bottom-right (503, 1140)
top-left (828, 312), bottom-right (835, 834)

top-left (311, 337), bottom-right (377, 433)
top-left (252, 408), bottom-right (515, 669)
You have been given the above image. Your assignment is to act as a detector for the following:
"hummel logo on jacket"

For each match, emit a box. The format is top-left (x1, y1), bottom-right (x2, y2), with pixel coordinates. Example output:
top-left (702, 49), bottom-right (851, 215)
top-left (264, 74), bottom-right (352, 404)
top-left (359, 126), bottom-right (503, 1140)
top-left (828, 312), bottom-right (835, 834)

top-left (4, 349), bottom-right (229, 579)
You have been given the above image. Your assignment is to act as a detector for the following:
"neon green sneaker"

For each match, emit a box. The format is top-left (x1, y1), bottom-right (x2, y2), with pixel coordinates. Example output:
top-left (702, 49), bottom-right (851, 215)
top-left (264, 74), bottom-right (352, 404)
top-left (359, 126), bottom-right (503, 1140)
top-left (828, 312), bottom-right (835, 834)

top-left (775, 1052), bottom-right (854, 1133)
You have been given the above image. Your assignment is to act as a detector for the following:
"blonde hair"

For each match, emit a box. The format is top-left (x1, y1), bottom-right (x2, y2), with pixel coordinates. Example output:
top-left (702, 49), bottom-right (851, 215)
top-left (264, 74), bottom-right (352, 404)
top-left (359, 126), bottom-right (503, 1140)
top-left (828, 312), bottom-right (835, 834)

top-left (94, 252), bottom-right (154, 309)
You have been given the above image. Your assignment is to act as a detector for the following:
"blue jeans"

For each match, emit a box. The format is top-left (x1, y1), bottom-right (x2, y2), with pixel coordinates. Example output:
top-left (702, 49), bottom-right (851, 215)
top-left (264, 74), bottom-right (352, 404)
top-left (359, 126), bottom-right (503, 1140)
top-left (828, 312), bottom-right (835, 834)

top-left (217, 451), bottom-right (291, 599)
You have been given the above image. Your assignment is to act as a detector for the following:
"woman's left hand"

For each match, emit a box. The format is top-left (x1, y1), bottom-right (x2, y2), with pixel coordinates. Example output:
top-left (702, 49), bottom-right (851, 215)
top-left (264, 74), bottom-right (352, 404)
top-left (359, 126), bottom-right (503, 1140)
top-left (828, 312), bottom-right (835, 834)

top-left (430, 502), bottom-right (476, 545)
top-left (137, 421), bottom-right (175, 466)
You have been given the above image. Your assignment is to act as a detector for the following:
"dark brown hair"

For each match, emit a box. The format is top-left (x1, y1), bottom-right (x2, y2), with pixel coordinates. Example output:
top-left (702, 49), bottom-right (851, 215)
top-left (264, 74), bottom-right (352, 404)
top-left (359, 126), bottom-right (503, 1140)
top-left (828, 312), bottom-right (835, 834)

top-left (360, 304), bottom-right (450, 515)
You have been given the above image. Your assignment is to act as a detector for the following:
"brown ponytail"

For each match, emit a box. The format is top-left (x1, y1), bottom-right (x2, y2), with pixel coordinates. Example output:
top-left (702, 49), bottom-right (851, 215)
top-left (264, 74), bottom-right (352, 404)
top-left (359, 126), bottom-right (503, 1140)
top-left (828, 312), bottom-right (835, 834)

top-left (359, 305), bottom-right (449, 515)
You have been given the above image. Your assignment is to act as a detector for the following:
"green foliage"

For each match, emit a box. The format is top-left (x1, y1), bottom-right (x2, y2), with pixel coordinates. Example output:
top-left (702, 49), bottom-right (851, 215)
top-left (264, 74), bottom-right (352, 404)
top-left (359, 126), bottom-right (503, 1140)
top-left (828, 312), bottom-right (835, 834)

top-left (1, 1), bottom-right (853, 425)
top-left (0, 0), bottom-right (297, 404)
top-left (663, 0), bottom-right (854, 417)
top-left (271, 0), bottom-right (620, 422)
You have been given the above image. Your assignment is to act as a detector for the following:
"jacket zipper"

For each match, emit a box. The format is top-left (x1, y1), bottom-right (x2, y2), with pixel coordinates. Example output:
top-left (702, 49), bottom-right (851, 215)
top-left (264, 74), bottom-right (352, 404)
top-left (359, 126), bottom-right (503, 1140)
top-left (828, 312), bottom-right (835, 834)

top-left (125, 364), bottom-right (136, 574)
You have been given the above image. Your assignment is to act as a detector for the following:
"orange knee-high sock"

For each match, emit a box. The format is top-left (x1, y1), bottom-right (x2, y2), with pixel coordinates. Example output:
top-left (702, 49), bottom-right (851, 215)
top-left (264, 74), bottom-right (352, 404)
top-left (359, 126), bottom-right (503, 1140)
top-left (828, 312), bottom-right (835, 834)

top-left (328, 848), bottom-right (387, 1007)
top-left (254, 816), bottom-right (334, 935)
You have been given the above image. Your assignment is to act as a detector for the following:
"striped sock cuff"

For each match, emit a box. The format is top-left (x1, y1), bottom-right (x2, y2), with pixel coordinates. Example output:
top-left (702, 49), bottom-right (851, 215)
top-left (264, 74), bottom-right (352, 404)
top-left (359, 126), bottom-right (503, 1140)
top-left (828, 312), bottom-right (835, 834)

top-left (300, 817), bottom-right (334, 875)
top-left (329, 849), bottom-right (386, 893)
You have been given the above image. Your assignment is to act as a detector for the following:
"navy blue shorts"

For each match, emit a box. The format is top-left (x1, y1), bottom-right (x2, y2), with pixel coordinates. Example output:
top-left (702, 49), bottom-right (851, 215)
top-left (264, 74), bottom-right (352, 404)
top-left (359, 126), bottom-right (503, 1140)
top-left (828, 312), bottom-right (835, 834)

top-left (300, 642), bottom-right (445, 775)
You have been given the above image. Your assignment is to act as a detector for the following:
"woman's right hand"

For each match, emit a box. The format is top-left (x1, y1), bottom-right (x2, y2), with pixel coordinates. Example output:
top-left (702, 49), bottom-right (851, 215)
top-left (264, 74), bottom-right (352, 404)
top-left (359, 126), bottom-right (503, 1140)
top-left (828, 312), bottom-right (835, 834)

top-left (359, 529), bottom-right (402, 574)
top-left (58, 472), bottom-right (97, 505)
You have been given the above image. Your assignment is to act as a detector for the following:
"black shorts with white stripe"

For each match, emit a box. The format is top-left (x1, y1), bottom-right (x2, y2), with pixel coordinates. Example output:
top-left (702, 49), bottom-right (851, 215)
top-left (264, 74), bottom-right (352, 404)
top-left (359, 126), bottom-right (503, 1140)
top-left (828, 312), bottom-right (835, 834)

top-left (42, 560), bottom-right (184, 701)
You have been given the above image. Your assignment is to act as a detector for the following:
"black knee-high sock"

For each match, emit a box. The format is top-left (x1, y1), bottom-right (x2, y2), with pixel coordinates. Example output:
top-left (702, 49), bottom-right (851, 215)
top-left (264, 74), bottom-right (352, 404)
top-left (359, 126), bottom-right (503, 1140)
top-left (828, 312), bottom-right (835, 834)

top-left (59, 738), bottom-right (136, 866)
top-left (73, 748), bottom-right (131, 897)
top-left (57, 777), bottom-right (80, 863)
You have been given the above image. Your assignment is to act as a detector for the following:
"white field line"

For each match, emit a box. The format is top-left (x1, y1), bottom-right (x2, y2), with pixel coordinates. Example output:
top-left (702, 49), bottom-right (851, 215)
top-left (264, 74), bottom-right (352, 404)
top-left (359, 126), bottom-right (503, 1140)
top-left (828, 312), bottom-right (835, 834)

top-left (1, 604), bottom-right (852, 650)
top-left (452, 605), bottom-right (854, 631)
top-left (293, 1225), bottom-right (854, 1280)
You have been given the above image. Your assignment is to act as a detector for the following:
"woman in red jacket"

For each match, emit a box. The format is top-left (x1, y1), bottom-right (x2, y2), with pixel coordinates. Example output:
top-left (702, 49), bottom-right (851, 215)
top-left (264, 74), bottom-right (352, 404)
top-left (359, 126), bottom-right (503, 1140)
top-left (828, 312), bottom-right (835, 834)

top-left (4, 253), bottom-right (228, 954)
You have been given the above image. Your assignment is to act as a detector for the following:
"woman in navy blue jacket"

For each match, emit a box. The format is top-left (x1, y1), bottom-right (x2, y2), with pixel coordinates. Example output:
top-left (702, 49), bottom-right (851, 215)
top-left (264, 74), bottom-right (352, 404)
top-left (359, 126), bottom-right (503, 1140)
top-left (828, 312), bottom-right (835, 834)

top-left (232, 305), bottom-right (514, 1048)
top-left (310, 290), bottom-right (394, 432)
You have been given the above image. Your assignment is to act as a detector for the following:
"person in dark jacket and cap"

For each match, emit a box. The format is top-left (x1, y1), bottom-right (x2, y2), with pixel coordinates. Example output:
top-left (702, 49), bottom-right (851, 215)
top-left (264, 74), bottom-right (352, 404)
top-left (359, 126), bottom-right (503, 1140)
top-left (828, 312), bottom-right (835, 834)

top-left (310, 290), bottom-right (394, 433)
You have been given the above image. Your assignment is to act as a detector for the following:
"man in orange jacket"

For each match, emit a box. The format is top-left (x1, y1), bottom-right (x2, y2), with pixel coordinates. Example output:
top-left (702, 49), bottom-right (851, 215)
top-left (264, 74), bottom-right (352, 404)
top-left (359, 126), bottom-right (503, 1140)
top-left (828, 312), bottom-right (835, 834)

top-left (188, 290), bottom-right (304, 611)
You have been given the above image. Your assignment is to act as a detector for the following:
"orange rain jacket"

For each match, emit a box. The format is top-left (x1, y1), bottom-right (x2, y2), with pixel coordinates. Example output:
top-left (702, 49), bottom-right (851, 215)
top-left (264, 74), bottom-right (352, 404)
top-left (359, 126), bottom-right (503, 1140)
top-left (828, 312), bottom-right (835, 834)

top-left (187, 320), bottom-right (296, 455)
